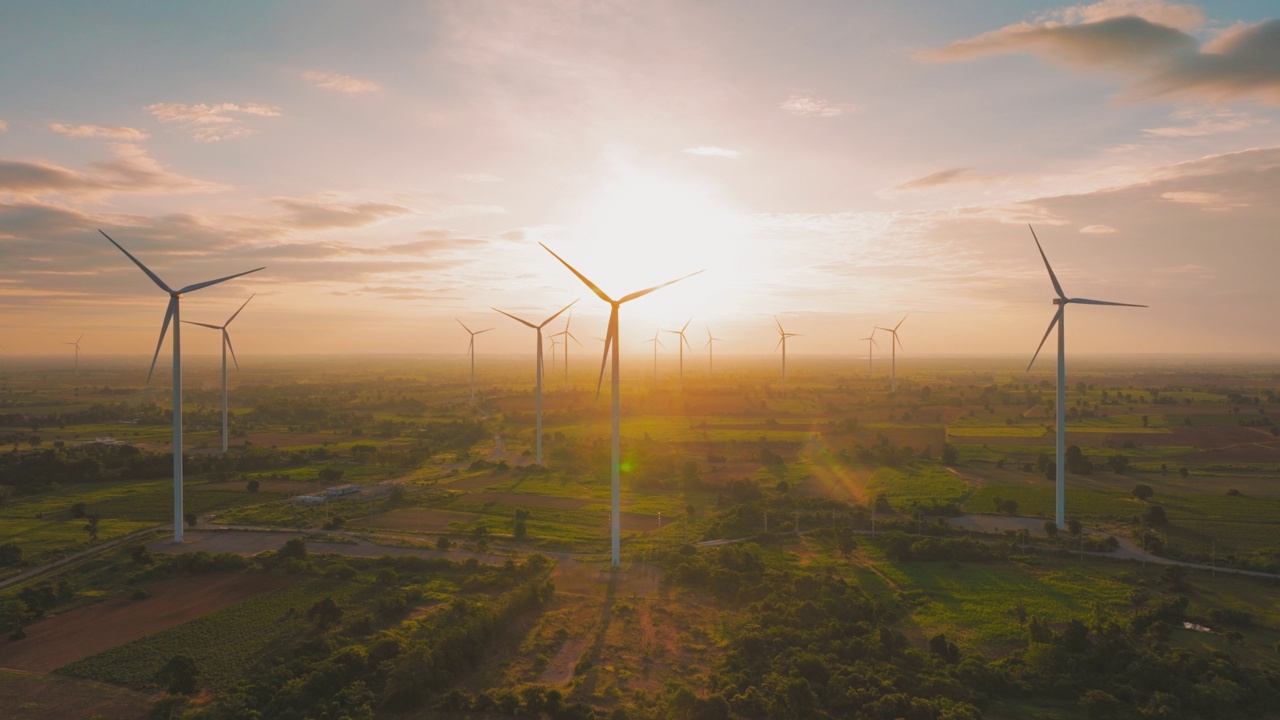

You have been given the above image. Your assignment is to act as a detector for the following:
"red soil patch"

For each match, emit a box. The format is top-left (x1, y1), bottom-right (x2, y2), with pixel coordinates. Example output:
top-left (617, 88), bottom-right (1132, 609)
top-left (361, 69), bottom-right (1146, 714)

top-left (0, 574), bottom-right (294, 673)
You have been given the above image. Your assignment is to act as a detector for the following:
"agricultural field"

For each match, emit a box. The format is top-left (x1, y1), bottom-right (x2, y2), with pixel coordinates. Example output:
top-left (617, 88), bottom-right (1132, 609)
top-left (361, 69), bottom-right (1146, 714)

top-left (2, 355), bottom-right (1280, 717)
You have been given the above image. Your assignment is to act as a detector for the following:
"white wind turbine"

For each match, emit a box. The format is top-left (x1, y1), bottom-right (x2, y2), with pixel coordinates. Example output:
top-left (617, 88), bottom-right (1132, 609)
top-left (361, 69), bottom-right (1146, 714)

top-left (101, 229), bottom-right (263, 543)
top-left (775, 316), bottom-right (800, 387)
top-left (1027, 224), bottom-right (1145, 529)
top-left (493, 300), bottom-right (577, 465)
top-left (666, 317), bottom-right (693, 389)
top-left (541, 243), bottom-right (702, 567)
top-left (551, 312), bottom-right (582, 391)
top-left (705, 327), bottom-right (723, 376)
top-left (875, 316), bottom-right (907, 392)
top-left (860, 329), bottom-right (878, 377)
top-left (457, 319), bottom-right (493, 404)
top-left (183, 295), bottom-right (255, 454)
top-left (64, 333), bottom-right (84, 373)
top-left (645, 329), bottom-right (664, 383)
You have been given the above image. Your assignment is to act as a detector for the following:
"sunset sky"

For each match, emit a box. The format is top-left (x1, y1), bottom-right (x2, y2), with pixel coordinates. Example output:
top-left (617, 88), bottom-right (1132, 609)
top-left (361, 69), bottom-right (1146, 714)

top-left (2, 0), bottom-right (1279, 362)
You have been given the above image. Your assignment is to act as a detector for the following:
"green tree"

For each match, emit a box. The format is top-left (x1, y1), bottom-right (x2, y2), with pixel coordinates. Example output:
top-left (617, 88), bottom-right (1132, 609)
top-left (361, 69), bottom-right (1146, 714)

top-left (246, 478), bottom-right (260, 492)
top-left (1132, 483), bottom-right (1154, 501)
top-left (154, 655), bottom-right (199, 695)
top-left (307, 597), bottom-right (343, 630)
top-left (1043, 520), bottom-right (1058, 538)
top-left (83, 514), bottom-right (100, 541)
top-left (940, 443), bottom-right (959, 465)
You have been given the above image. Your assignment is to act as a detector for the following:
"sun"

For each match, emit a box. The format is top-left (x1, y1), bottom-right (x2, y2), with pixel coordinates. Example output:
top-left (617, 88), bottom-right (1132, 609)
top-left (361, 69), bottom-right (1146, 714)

top-left (557, 161), bottom-right (763, 325)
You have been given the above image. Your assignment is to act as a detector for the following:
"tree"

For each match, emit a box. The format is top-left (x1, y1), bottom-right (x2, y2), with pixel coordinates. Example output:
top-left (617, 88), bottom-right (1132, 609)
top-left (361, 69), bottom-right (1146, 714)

top-left (1067, 518), bottom-right (1082, 537)
top-left (278, 537), bottom-right (307, 560)
top-left (70, 502), bottom-right (87, 519)
top-left (1143, 504), bottom-right (1168, 529)
top-left (307, 597), bottom-right (343, 630)
top-left (1132, 484), bottom-right (1154, 501)
top-left (836, 528), bottom-right (856, 559)
top-left (1065, 445), bottom-right (1093, 474)
top-left (1106, 454), bottom-right (1129, 473)
top-left (940, 443), bottom-right (959, 465)
top-left (1043, 520), bottom-right (1058, 538)
top-left (1179, 466), bottom-right (1189, 478)
top-left (246, 478), bottom-right (260, 492)
top-left (318, 467), bottom-right (345, 483)
top-left (0, 543), bottom-right (22, 567)
top-left (83, 514), bottom-right (100, 541)
top-left (154, 654), bottom-right (199, 695)
top-left (184, 512), bottom-right (197, 529)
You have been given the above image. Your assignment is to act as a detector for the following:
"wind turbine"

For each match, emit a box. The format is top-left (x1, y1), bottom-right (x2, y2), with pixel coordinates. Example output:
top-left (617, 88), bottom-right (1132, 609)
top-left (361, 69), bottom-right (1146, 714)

top-left (541, 243), bottom-right (702, 567)
top-left (457, 319), bottom-right (493, 403)
top-left (1026, 224), bottom-right (1145, 529)
top-left (666, 317), bottom-right (693, 389)
top-left (705, 327), bottom-right (723, 376)
top-left (183, 295), bottom-right (254, 454)
top-left (875, 316), bottom-right (907, 392)
top-left (101, 229), bottom-right (263, 543)
top-left (775, 316), bottom-right (800, 387)
top-left (64, 333), bottom-right (84, 373)
top-left (551, 312), bottom-right (582, 391)
top-left (859, 329), bottom-right (878, 376)
top-left (492, 300), bottom-right (577, 465)
top-left (645, 329), bottom-right (665, 383)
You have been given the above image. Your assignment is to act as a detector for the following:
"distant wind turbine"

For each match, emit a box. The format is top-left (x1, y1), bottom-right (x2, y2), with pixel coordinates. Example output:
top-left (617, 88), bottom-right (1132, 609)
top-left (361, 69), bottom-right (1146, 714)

top-left (64, 333), bottom-right (84, 373)
top-left (875, 316), bottom-right (907, 392)
top-left (493, 300), bottom-right (577, 464)
top-left (101, 229), bottom-right (263, 543)
top-left (541, 243), bottom-right (702, 567)
top-left (859, 329), bottom-right (878, 376)
top-left (705, 327), bottom-right (723, 375)
top-left (666, 317), bottom-right (693, 389)
top-left (1026, 224), bottom-right (1145, 529)
top-left (456, 319), bottom-right (493, 403)
top-left (775, 316), bottom-right (800, 387)
top-left (183, 294), bottom-right (255, 454)
top-left (645, 328), bottom-right (665, 382)
top-left (551, 312), bottom-right (582, 391)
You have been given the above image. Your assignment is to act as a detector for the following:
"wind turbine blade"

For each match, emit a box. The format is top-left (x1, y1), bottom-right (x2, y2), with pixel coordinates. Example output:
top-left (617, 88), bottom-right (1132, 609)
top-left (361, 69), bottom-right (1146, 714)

top-left (538, 299), bottom-right (578, 328)
top-left (683, 334), bottom-right (692, 352)
top-left (775, 336), bottom-right (783, 352)
top-left (894, 315), bottom-right (907, 331)
top-left (456, 318), bottom-right (473, 334)
top-left (1069, 298), bottom-right (1148, 308)
top-left (76, 333), bottom-right (84, 343)
top-left (540, 243), bottom-right (615, 304)
top-left (681, 317), bottom-right (692, 333)
top-left (148, 297), bottom-right (177, 383)
top-left (178, 267), bottom-right (265, 294)
top-left (871, 336), bottom-right (879, 348)
top-left (775, 316), bottom-right (784, 334)
top-left (225, 294), bottom-right (255, 326)
top-left (225, 330), bottom-right (240, 371)
top-left (596, 308), bottom-right (617, 399)
top-left (895, 334), bottom-right (903, 351)
top-left (181, 321), bottom-right (223, 330)
top-left (476, 328), bottom-right (494, 334)
top-left (1027, 308), bottom-right (1062, 372)
top-left (1029, 224), bottom-right (1067, 300)
top-left (567, 332), bottom-right (583, 347)
top-left (492, 307), bottom-right (538, 329)
top-left (619, 270), bottom-right (704, 304)
top-left (100, 230), bottom-right (174, 293)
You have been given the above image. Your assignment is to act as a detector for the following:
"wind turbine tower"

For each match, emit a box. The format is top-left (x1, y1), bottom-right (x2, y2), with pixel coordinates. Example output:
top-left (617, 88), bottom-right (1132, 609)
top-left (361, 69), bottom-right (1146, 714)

top-left (457, 319), bottom-right (493, 403)
top-left (775, 316), bottom-right (800, 388)
top-left (1026, 224), bottom-right (1145, 529)
top-left (860, 329), bottom-right (878, 377)
top-left (705, 327), bottom-right (723, 376)
top-left (493, 300), bottom-right (576, 464)
top-left (65, 333), bottom-right (84, 373)
top-left (645, 329), bottom-right (664, 383)
top-left (541, 243), bottom-right (702, 567)
top-left (184, 295), bottom-right (255, 454)
top-left (666, 317), bottom-right (693, 390)
top-left (551, 312), bottom-right (582, 391)
top-left (101, 230), bottom-right (263, 543)
top-left (876, 316), bottom-right (907, 392)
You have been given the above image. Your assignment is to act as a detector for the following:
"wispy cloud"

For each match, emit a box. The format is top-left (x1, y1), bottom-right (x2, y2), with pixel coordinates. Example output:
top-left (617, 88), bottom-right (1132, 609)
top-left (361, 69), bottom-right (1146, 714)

top-left (1160, 190), bottom-right (1246, 210)
top-left (891, 168), bottom-right (977, 191)
top-left (145, 102), bottom-right (282, 142)
top-left (0, 144), bottom-right (220, 197)
top-left (1079, 224), bottom-right (1117, 233)
top-left (683, 146), bottom-right (740, 159)
top-left (779, 93), bottom-right (850, 117)
top-left (50, 123), bottom-right (150, 140)
top-left (459, 173), bottom-right (501, 183)
top-left (1143, 107), bottom-right (1257, 137)
top-left (272, 195), bottom-right (412, 229)
top-left (301, 70), bottom-right (380, 94)
top-left (921, 6), bottom-right (1280, 105)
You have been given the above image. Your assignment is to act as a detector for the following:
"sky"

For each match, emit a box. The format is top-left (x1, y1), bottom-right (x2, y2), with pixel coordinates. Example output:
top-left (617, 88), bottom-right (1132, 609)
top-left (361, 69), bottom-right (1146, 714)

top-left (2, 0), bottom-right (1280, 363)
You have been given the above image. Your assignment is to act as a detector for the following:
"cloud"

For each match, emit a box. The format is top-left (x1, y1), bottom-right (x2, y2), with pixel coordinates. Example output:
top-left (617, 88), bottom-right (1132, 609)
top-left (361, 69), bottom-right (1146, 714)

top-left (0, 120), bottom-right (7, 132)
top-left (272, 196), bottom-right (413, 230)
top-left (50, 123), bottom-right (149, 140)
top-left (779, 93), bottom-right (850, 117)
top-left (1143, 106), bottom-right (1257, 137)
top-left (145, 102), bottom-right (282, 142)
top-left (1079, 224), bottom-right (1117, 233)
top-left (683, 146), bottom-right (740, 159)
top-left (302, 71), bottom-right (380, 94)
top-left (1160, 190), bottom-right (1246, 210)
top-left (0, 144), bottom-right (219, 198)
top-left (892, 168), bottom-right (975, 191)
top-left (460, 173), bottom-right (501, 183)
top-left (922, 6), bottom-right (1280, 105)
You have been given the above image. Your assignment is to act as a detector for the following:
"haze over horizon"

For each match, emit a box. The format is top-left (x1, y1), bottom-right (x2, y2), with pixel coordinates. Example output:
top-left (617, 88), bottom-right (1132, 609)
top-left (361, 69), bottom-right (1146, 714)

top-left (3, 0), bottom-right (1280, 361)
